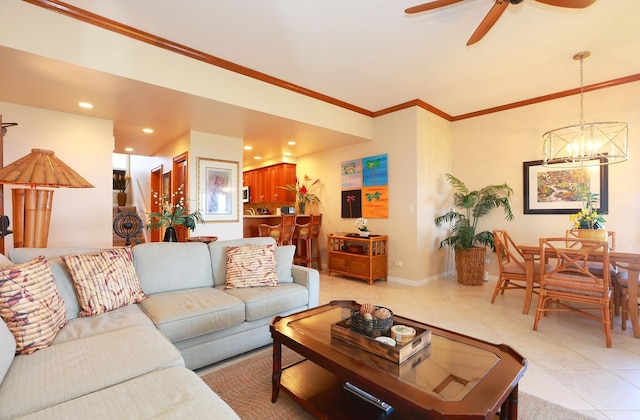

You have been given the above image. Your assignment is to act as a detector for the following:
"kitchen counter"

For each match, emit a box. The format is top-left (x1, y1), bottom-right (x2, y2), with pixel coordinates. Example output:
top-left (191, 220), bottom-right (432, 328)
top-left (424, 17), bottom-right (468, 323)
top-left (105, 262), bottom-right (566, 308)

top-left (243, 214), bottom-right (309, 238)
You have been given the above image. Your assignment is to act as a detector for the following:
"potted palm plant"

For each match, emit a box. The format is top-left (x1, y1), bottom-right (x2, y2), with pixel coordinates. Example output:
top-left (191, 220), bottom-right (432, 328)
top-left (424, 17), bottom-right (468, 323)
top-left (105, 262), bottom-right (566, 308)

top-left (434, 174), bottom-right (514, 285)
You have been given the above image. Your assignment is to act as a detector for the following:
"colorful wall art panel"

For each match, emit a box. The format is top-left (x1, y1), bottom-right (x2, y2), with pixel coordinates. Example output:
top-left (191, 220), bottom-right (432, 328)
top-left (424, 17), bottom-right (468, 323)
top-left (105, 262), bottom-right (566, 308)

top-left (341, 154), bottom-right (388, 219)
top-left (341, 159), bottom-right (362, 188)
top-left (341, 190), bottom-right (362, 218)
top-left (362, 154), bottom-right (388, 187)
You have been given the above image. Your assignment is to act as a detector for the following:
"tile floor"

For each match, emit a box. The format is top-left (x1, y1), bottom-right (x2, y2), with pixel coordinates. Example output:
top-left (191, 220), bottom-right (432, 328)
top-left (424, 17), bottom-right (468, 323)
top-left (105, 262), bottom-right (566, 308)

top-left (319, 273), bottom-right (640, 420)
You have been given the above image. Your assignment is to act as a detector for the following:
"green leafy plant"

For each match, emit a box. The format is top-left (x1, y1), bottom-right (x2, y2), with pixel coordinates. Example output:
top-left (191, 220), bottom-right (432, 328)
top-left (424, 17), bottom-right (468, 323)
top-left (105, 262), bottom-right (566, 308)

top-left (434, 174), bottom-right (514, 251)
top-left (569, 191), bottom-right (606, 229)
top-left (279, 175), bottom-right (322, 204)
top-left (147, 184), bottom-right (203, 231)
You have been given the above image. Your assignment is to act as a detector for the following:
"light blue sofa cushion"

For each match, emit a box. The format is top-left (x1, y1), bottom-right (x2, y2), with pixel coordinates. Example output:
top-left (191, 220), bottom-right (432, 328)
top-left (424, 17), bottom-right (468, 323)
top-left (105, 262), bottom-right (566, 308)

top-left (133, 242), bottom-right (214, 294)
top-left (0, 321), bottom-right (15, 384)
top-left (208, 237), bottom-right (276, 287)
top-left (222, 282), bottom-right (309, 322)
top-left (52, 304), bottom-right (155, 345)
top-left (0, 325), bottom-right (183, 420)
top-left (139, 287), bottom-right (245, 342)
top-left (276, 245), bottom-right (296, 283)
top-left (17, 366), bottom-right (240, 420)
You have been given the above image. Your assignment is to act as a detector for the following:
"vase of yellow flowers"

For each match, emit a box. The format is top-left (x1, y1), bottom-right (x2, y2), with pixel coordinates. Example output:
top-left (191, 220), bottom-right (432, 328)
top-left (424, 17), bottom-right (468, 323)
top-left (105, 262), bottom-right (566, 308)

top-left (147, 185), bottom-right (203, 241)
top-left (279, 175), bottom-right (322, 215)
top-left (569, 191), bottom-right (607, 241)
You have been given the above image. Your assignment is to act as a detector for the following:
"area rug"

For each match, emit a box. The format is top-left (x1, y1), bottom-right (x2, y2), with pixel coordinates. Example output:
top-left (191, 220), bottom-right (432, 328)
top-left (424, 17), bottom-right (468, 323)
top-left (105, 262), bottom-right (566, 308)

top-left (200, 346), bottom-right (593, 420)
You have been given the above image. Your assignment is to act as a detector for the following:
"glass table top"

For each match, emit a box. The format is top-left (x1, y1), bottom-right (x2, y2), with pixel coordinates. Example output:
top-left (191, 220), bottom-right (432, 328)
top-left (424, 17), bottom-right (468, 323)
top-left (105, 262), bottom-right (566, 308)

top-left (288, 307), bottom-right (500, 402)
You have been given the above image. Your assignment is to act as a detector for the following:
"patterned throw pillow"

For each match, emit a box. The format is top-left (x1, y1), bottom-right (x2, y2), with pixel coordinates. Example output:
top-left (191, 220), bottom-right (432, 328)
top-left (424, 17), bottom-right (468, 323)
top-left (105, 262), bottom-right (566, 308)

top-left (62, 248), bottom-right (147, 317)
top-left (0, 256), bottom-right (67, 354)
top-left (226, 244), bottom-right (278, 288)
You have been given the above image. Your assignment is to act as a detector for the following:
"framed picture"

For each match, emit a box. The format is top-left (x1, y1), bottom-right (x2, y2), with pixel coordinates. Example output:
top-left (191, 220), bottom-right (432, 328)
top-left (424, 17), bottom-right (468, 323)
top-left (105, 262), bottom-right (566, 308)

top-left (113, 169), bottom-right (126, 191)
top-left (162, 170), bottom-right (171, 199)
top-left (197, 158), bottom-right (239, 222)
top-left (523, 158), bottom-right (608, 215)
top-left (242, 186), bottom-right (250, 203)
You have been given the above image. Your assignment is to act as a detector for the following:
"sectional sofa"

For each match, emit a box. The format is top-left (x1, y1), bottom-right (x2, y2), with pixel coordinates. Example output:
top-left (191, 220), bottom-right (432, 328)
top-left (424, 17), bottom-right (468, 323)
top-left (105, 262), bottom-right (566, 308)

top-left (0, 237), bottom-right (320, 419)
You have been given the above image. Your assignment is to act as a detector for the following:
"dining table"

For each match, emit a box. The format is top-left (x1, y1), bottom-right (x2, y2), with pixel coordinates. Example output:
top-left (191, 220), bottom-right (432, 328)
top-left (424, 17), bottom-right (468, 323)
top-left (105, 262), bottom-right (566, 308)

top-left (518, 241), bottom-right (640, 338)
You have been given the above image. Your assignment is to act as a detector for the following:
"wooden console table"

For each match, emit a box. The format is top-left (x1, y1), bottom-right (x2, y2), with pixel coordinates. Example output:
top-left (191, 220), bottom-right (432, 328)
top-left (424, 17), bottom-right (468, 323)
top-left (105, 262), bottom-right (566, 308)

top-left (327, 233), bottom-right (388, 285)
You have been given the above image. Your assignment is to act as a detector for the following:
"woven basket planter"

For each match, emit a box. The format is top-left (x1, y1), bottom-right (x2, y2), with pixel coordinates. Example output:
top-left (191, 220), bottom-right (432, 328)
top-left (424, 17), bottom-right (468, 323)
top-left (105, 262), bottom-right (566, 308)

top-left (455, 247), bottom-right (486, 286)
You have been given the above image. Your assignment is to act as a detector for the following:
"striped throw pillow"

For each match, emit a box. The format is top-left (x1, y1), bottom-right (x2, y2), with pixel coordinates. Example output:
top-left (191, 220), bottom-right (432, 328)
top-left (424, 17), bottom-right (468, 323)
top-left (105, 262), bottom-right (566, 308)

top-left (225, 244), bottom-right (278, 288)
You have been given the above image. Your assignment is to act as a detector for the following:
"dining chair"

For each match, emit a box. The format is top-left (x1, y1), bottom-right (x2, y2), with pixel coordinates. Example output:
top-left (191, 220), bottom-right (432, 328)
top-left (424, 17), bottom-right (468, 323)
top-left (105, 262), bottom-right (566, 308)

top-left (615, 269), bottom-right (640, 331)
top-left (491, 230), bottom-right (541, 313)
top-left (566, 229), bottom-right (619, 312)
top-left (533, 237), bottom-right (613, 347)
top-left (566, 228), bottom-right (616, 251)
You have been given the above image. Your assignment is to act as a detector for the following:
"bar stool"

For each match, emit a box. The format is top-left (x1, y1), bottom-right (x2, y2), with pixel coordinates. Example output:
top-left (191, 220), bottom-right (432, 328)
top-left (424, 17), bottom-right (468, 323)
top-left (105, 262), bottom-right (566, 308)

top-left (294, 214), bottom-right (322, 269)
top-left (279, 214), bottom-right (296, 246)
top-left (258, 223), bottom-right (281, 243)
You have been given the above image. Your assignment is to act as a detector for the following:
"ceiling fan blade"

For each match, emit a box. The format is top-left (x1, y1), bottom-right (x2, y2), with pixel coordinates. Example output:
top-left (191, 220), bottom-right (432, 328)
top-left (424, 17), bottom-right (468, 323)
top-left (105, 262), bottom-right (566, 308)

top-left (466, 0), bottom-right (509, 46)
top-left (534, 0), bottom-right (596, 8)
top-left (405, 0), bottom-right (464, 14)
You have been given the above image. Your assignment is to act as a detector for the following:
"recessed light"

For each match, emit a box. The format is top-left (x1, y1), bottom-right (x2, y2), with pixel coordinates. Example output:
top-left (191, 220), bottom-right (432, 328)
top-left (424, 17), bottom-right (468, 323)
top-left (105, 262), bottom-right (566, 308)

top-left (287, 141), bottom-right (296, 146)
top-left (142, 128), bottom-right (154, 134)
top-left (254, 156), bottom-right (262, 160)
top-left (78, 102), bottom-right (93, 109)
top-left (244, 145), bottom-right (253, 150)
top-left (124, 147), bottom-right (134, 152)
top-left (283, 152), bottom-right (292, 156)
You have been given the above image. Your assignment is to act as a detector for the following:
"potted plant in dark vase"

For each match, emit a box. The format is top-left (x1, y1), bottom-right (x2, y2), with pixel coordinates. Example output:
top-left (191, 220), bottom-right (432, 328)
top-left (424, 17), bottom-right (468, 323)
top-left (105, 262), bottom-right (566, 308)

top-left (434, 174), bottom-right (514, 286)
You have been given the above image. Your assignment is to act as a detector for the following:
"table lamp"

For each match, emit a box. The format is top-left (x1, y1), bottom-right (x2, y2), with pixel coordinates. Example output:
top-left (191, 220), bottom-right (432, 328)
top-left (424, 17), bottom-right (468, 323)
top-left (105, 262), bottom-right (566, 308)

top-left (0, 148), bottom-right (94, 248)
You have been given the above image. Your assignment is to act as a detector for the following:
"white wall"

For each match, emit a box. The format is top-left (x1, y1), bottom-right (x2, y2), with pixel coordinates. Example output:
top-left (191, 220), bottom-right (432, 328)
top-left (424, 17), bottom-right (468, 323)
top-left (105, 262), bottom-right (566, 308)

top-left (1, 102), bottom-right (113, 250)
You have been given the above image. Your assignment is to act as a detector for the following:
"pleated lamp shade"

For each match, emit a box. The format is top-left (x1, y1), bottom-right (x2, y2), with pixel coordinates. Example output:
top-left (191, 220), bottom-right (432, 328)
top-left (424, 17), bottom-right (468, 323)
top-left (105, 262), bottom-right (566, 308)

top-left (0, 149), bottom-right (94, 248)
top-left (0, 148), bottom-right (94, 188)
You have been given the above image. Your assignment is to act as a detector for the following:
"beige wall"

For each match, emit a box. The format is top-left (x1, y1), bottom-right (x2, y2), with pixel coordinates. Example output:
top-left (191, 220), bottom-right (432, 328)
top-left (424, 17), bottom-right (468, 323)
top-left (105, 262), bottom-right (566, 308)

top-left (0, 102), bottom-right (113, 251)
top-left (1, 1), bottom-right (637, 285)
top-left (451, 81), bottom-right (640, 276)
top-left (296, 81), bottom-right (639, 284)
top-left (189, 130), bottom-right (244, 239)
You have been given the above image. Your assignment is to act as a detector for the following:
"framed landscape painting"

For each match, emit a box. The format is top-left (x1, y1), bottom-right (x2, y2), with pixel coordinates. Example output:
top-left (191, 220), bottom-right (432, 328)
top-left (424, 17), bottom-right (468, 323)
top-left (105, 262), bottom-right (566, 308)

top-left (523, 158), bottom-right (608, 214)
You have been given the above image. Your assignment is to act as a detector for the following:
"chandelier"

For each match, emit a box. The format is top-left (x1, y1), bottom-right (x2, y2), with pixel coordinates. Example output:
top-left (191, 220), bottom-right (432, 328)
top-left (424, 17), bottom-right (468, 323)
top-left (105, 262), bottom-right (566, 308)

top-left (542, 51), bottom-right (628, 167)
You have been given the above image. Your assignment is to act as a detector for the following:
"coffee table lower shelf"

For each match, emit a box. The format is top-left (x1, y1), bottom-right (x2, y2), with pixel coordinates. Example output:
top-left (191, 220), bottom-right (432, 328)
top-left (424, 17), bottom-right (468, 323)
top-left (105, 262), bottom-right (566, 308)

top-left (278, 359), bottom-right (401, 419)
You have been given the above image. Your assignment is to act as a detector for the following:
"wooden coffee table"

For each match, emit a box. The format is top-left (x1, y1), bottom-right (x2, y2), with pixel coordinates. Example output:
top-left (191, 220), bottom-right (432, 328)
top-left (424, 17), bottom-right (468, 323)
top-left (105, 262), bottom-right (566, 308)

top-left (270, 300), bottom-right (527, 419)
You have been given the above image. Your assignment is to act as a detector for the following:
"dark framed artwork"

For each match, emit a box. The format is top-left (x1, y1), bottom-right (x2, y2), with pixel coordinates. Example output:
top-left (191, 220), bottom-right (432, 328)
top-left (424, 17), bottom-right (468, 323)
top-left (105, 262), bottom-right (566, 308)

top-left (341, 189), bottom-right (362, 218)
top-left (523, 158), bottom-right (608, 215)
top-left (113, 169), bottom-right (126, 191)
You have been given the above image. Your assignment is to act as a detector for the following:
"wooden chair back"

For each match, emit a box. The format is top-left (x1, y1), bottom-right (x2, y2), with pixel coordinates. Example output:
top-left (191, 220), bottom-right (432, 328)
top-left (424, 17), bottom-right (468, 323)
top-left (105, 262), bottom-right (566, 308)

top-left (535, 237), bottom-right (612, 347)
top-left (280, 214), bottom-right (296, 245)
top-left (494, 229), bottom-right (526, 272)
top-left (566, 228), bottom-right (616, 250)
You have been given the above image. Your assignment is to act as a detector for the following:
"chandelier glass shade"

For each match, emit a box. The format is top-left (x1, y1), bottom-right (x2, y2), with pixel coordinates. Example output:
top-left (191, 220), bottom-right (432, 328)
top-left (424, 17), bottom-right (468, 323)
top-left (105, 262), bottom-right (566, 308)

top-left (542, 52), bottom-right (629, 167)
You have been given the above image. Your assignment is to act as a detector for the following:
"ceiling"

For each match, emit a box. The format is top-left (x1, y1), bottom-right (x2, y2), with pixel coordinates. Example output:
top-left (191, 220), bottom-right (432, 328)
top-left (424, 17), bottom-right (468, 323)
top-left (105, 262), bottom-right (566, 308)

top-left (1, 0), bottom-right (639, 165)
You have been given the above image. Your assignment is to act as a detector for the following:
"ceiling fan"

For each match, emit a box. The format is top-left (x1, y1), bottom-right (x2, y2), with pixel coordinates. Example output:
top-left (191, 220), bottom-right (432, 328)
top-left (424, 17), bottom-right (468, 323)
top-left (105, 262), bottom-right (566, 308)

top-left (405, 0), bottom-right (596, 46)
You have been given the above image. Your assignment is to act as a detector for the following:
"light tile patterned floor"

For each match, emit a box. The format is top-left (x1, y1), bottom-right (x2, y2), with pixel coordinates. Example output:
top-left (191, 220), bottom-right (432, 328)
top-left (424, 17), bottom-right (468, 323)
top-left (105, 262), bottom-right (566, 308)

top-left (319, 273), bottom-right (640, 420)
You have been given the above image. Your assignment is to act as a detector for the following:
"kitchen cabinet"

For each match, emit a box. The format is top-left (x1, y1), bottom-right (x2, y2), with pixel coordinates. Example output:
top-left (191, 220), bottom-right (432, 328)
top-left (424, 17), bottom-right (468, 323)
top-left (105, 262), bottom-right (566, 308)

top-left (243, 163), bottom-right (296, 203)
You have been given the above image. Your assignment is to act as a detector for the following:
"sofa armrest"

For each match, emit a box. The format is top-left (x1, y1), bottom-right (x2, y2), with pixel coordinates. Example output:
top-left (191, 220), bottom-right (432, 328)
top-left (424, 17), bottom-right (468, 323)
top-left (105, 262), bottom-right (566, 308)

top-left (291, 265), bottom-right (320, 308)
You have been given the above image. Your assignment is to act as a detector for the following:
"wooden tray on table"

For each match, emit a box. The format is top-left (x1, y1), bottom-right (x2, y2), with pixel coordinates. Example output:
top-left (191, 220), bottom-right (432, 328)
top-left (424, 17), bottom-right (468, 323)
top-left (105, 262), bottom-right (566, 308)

top-left (331, 317), bottom-right (431, 364)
